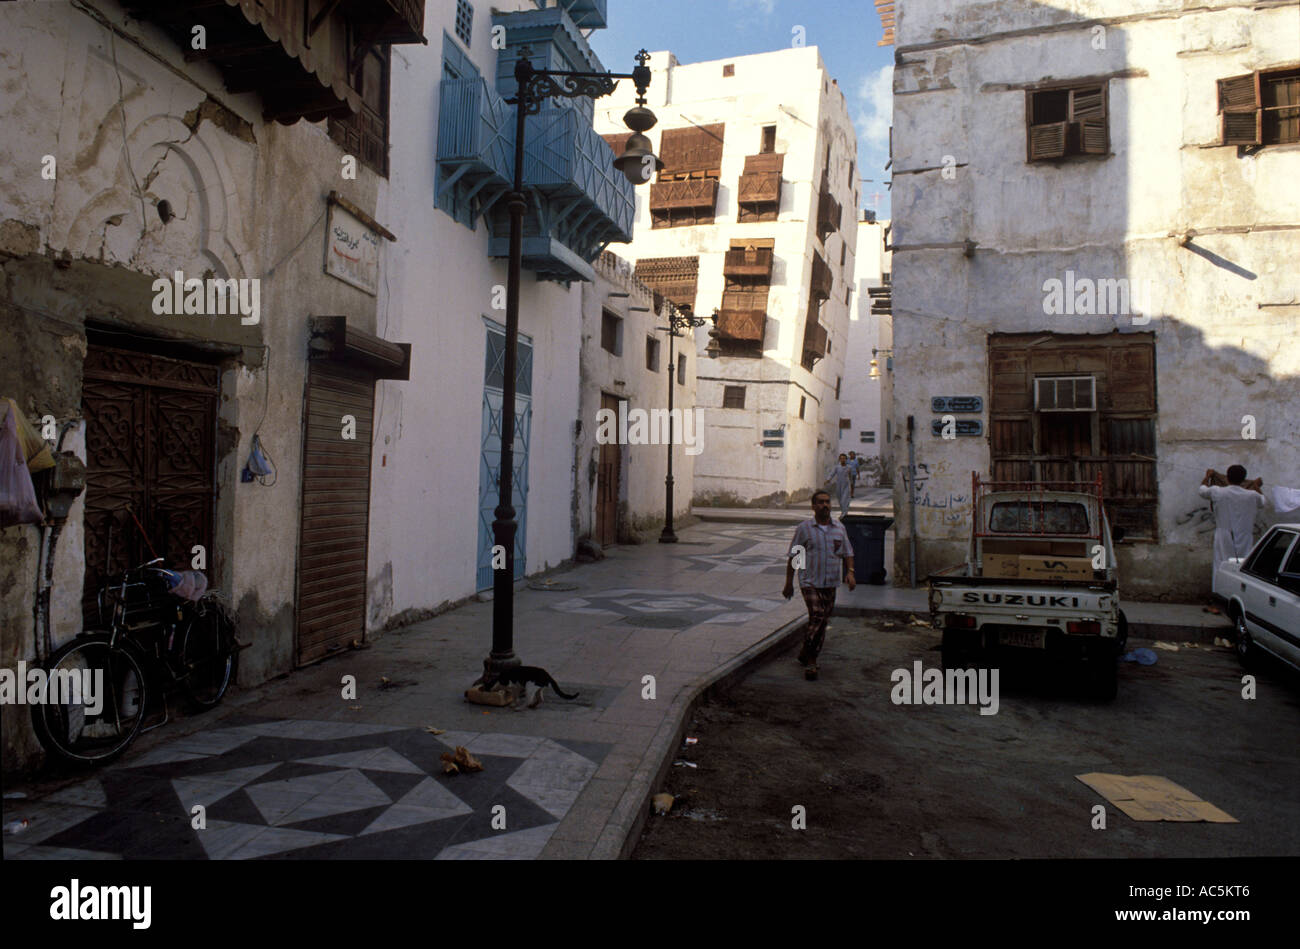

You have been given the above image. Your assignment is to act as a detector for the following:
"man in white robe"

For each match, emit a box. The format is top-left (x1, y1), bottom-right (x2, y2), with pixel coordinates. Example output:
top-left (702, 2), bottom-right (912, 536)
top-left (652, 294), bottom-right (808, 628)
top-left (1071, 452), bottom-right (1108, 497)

top-left (1197, 465), bottom-right (1266, 585)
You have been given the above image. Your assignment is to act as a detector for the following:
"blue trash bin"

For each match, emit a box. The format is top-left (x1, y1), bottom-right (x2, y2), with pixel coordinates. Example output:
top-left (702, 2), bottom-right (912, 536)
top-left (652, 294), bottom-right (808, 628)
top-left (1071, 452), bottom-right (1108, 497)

top-left (841, 515), bottom-right (893, 585)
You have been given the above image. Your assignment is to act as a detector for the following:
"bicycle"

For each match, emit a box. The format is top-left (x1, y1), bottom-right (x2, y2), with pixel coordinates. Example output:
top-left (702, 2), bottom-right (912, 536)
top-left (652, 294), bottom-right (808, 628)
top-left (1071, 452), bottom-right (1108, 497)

top-left (32, 557), bottom-right (239, 765)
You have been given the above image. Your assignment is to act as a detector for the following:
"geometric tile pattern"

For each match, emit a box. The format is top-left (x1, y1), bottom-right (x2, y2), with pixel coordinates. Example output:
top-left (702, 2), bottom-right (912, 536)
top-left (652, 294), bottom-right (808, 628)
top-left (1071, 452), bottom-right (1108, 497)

top-left (549, 588), bottom-right (784, 627)
top-left (6, 718), bottom-right (609, 861)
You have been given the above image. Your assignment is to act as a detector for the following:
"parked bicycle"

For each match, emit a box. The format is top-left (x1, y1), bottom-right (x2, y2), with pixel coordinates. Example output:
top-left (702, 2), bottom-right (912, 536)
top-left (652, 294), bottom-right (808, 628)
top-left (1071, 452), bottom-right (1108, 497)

top-left (32, 557), bottom-right (238, 765)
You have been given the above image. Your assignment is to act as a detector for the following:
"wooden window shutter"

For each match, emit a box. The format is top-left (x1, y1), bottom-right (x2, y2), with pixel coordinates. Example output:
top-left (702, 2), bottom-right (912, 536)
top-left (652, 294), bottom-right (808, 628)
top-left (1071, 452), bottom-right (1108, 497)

top-left (1219, 73), bottom-right (1261, 145)
top-left (1071, 86), bottom-right (1108, 154)
top-left (658, 124), bottom-right (725, 177)
top-left (1029, 121), bottom-right (1068, 160)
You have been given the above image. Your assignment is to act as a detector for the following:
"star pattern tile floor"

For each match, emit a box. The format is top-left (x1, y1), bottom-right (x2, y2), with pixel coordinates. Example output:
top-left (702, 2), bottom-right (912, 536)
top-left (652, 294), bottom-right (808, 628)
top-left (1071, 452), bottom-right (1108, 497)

top-left (549, 589), bottom-right (783, 626)
top-left (9, 718), bottom-right (609, 860)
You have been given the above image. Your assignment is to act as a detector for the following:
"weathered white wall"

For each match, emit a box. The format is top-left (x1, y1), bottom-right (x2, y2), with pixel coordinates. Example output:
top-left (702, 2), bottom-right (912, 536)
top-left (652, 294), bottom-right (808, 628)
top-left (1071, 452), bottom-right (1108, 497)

top-left (891, 0), bottom-right (1300, 598)
top-left (0, 0), bottom-right (390, 770)
top-left (573, 252), bottom-right (698, 542)
top-left (594, 46), bottom-right (858, 504)
top-left (839, 219), bottom-right (890, 462)
top-left (369, 0), bottom-right (588, 627)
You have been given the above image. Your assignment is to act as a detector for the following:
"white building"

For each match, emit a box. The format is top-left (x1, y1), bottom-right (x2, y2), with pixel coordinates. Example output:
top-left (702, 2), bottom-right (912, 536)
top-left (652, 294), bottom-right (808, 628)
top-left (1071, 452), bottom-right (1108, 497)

top-left (838, 215), bottom-right (892, 473)
top-left (575, 252), bottom-right (699, 547)
top-left (374, 0), bottom-right (637, 616)
top-left (888, 0), bottom-right (1300, 598)
top-left (594, 47), bottom-right (859, 505)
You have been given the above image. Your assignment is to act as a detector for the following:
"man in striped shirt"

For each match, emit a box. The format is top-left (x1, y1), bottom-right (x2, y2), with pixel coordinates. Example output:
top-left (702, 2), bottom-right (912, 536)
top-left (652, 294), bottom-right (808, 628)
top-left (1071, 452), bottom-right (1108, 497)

top-left (783, 490), bottom-right (856, 680)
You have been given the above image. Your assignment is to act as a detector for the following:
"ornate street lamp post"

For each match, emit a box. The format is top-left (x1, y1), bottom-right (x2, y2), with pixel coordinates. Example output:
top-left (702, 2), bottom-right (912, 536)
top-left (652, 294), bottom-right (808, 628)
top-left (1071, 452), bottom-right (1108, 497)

top-left (657, 307), bottom-right (717, 543)
top-left (485, 50), bottom-right (661, 679)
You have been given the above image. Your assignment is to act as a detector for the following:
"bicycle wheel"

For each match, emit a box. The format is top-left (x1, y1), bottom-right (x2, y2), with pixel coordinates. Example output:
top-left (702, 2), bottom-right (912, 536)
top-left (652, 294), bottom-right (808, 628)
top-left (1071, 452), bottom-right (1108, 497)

top-left (31, 634), bottom-right (148, 765)
top-left (178, 602), bottom-right (236, 709)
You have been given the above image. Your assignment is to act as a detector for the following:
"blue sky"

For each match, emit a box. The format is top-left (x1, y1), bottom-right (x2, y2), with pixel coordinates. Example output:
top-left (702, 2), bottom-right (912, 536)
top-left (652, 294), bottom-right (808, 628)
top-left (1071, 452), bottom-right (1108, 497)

top-left (588, 0), bottom-right (896, 219)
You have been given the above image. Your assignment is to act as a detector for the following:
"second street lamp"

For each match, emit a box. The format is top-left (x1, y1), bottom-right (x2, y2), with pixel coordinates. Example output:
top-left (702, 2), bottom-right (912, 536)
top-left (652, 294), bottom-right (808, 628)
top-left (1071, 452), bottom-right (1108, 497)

top-left (657, 307), bottom-right (716, 544)
top-left (484, 50), bottom-right (661, 682)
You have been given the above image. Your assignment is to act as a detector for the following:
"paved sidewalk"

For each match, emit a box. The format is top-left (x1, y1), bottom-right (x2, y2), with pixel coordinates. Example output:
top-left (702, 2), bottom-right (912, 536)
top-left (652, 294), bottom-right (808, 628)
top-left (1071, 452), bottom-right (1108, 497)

top-left (3, 513), bottom-right (1229, 860)
top-left (4, 519), bottom-right (811, 861)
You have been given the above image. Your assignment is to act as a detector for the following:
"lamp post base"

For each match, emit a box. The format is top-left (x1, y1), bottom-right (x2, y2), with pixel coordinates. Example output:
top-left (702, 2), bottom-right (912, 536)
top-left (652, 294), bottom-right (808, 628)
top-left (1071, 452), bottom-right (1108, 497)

top-left (658, 528), bottom-right (678, 543)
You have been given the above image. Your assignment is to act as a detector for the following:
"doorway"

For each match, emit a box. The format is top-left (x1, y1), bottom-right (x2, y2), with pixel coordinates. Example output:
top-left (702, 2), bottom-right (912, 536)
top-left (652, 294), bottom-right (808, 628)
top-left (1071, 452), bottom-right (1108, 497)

top-left (81, 343), bottom-right (218, 626)
top-left (595, 392), bottom-right (622, 546)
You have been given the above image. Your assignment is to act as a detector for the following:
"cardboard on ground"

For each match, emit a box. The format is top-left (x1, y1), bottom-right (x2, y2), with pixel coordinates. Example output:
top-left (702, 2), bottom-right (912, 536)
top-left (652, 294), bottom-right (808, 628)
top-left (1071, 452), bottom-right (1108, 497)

top-left (1076, 772), bottom-right (1237, 822)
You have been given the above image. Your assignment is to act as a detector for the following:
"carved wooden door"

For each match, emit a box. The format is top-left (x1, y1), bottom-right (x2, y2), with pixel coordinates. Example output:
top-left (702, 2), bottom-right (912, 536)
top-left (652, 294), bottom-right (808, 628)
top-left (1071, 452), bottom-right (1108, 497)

top-left (81, 345), bottom-right (218, 626)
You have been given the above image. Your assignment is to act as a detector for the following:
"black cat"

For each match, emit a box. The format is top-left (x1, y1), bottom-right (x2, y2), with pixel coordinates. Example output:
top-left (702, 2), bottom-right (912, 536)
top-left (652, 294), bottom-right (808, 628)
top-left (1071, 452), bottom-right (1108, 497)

top-left (475, 661), bottom-right (579, 700)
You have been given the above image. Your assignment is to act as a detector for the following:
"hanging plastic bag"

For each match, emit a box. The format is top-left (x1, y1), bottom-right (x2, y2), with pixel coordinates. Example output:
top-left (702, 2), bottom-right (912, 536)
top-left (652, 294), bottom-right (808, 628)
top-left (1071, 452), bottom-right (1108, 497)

top-left (0, 403), bottom-right (44, 527)
top-left (3, 398), bottom-right (54, 473)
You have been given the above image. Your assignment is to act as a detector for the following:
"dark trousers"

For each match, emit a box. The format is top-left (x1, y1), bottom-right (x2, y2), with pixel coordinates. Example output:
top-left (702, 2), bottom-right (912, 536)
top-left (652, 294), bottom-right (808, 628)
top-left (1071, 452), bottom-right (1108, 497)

top-left (799, 585), bottom-right (837, 661)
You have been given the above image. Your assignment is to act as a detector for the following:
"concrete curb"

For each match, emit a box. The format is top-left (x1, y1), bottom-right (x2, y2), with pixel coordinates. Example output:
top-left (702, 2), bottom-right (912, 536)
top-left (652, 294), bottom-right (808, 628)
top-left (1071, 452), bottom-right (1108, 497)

top-left (589, 612), bottom-right (810, 860)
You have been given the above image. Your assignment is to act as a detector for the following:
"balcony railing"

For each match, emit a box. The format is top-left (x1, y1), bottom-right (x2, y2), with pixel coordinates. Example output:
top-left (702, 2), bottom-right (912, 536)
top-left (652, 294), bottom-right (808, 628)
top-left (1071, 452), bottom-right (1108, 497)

top-left (738, 153), bottom-right (783, 210)
top-left (650, 178), bottom-right (720, 213)
top-left (810, 252), bottom-right (833, 300)
top-left (802, 319), bottom-right (828, 359)
top-left (438, 84), bottom-right (633, 281)
top-left (520, 106), bottom-right (635, 244)
top-left (817, 190), bottom-right (841, 239)
top-left (738, 171), bottom-right (781, 206)
top-left (341, 0), bottom-right (426, 45)
top-left (743, 153), bottom-right (785, 175)
top-left (723, 247), bottom-right (774, 279)
top-left (556, 0), bottom-right (608, 28)
top-left (716, 308), bottom-right (766, 344)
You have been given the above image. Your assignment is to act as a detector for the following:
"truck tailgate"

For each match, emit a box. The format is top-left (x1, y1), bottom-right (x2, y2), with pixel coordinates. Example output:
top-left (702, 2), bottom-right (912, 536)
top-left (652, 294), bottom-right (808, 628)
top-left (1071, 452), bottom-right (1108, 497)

top-left (933, 583), bottom-right (1116, 620)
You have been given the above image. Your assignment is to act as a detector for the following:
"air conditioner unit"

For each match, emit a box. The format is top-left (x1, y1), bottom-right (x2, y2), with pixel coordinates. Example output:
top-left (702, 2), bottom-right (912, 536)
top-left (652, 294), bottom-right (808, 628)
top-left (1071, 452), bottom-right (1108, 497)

top-left (1034, 376), bottom-right (1097, 412)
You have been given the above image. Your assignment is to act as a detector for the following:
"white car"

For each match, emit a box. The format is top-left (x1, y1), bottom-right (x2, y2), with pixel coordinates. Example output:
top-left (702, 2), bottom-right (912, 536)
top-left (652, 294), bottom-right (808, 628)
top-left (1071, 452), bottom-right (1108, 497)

top-left (1214, 524), bottom-right (1300, 674)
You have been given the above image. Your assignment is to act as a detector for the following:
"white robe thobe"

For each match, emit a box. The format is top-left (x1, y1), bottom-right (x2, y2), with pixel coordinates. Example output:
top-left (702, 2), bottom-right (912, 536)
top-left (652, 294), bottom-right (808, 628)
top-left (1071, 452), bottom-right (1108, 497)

top-left (827, 464), bottom-right (852, 518)
top-left (1198, 483), bottom-right (1266, 577)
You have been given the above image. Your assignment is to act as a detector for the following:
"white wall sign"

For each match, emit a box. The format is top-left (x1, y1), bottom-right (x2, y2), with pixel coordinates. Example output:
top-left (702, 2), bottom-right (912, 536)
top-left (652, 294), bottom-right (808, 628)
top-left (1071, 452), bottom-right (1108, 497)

top-left (325, 202), bottom-right (381, 295)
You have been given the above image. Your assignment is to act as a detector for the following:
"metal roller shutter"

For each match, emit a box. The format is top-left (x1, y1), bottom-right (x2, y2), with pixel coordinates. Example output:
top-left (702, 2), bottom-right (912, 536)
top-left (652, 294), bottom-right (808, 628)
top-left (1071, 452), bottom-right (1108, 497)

top-left (296, 359), bottom-right (375, 665)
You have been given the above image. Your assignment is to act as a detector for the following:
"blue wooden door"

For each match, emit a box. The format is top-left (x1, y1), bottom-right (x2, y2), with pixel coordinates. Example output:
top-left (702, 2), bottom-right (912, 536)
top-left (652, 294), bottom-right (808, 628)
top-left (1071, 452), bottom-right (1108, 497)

top-left (477, 325), bottom-right (532, 590)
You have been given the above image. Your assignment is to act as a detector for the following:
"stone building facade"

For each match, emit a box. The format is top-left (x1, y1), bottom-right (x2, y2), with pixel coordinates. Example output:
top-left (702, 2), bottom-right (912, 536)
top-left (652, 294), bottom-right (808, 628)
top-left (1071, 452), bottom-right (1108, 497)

top-left (888, 0), bottom-right (1300, 598)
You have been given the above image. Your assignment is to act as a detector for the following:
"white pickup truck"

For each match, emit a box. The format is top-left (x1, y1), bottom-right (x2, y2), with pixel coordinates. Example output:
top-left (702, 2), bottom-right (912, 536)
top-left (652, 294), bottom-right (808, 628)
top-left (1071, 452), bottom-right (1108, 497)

top-left (927, 474), bottom-right (1128, 699)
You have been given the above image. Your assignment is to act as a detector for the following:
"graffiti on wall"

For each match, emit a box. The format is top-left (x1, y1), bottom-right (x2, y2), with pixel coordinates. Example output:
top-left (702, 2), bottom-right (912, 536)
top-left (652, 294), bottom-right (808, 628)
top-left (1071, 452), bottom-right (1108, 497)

top-left (900, 460), bottom-right (971, 527)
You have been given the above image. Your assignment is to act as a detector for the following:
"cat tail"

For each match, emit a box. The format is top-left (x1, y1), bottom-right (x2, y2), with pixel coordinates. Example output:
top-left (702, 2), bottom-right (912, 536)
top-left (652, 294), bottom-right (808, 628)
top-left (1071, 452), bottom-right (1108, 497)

top-left (547, 676), bottom-right (578, 700)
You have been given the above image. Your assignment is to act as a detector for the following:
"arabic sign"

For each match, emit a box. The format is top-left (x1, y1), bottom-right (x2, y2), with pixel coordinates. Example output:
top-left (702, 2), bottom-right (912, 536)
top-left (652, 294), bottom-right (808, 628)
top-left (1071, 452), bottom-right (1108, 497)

top-left (931, 396), bottom-right (983, 414)
top-left (761, 439), bottom-right (784, 448)
top-left (930, 419), bottom-right (983, 437)
top-left (762, 429), bottom-right (784, 438)
top-left (326, 202), bottom-right (381, 295)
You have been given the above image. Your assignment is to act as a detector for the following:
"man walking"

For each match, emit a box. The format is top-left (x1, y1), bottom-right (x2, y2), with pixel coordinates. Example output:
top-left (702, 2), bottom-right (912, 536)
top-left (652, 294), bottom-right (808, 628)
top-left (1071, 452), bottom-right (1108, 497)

top-left (1198, 465), bottom-right (1266, 585)
top-left (784, 489), bottom-right (855, 680)
top-left (847, 451), bottom-right (860, 497)
top-left (825, 453), bottom-right (853, 520)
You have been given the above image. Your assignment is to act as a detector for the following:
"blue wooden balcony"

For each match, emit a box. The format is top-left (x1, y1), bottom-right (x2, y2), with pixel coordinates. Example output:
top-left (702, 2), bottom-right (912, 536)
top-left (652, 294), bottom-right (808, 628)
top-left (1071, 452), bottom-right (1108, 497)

top-left (487, 106), bottom-right (634, 281)
top-left (435, 77), bottom-right (515, 230)
top-left (557, 0), bottom-right (607, 29)
top-left (438, 80), bottom-right (635, 283)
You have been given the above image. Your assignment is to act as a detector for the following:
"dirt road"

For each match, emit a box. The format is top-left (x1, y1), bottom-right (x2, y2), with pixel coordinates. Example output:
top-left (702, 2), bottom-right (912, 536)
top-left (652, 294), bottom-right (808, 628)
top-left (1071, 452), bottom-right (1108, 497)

top-left (633, 617), bottom-right (1300, 859)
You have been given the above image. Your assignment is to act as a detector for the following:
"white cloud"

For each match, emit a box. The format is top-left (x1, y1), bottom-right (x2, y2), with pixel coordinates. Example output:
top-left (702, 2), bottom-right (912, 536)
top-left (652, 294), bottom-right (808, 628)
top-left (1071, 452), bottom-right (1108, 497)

top-left (728, 0), bottom-right (777, 16)
top-left (855, 65), bottom-right (893, 143)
